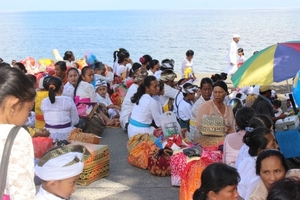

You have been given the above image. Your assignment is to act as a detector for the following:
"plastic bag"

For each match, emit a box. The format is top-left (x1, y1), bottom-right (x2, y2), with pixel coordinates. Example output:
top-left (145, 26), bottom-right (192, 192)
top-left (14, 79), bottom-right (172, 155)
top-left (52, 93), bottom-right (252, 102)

top-left (160, 111), bottom-right (181, 139)
top-left (32, 137), bottom-right (53, 158)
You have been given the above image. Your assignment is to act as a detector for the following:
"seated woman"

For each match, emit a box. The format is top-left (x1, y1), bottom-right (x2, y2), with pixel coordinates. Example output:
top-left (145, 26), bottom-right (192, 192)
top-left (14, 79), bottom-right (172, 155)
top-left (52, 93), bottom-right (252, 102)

top-left (195, 81), bottom-right (235, 149)
top-left (62, 67), bottom-right (79, 99)
top-left (54, 61), bottom-right (68, 85)
top-left (41, 76), bottom-right (79, 141)
top-left (223, 107), bottom-right (256, 167)
top-left (193, 163), bottom-right (240, 200)
top-left (119, 68), bottom-right (147, 131)
top-left (177, 83), bottom-right (198, 131)
top-left (127, 76), bottom-right (161, 139)
top-left (235, 114), bottom-right (274, 168)
top-left (250, 149), bottom-right (300, 200)
top-left (237, 127), bottom-right (279, 199)
top-left (189, 77), bottom-right (213, 142)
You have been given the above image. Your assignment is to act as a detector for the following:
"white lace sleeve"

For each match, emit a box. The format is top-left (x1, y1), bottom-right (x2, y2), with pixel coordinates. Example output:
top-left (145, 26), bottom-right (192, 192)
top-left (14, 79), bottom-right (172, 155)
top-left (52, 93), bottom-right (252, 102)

top-left (6, 127), bottom-right (35, 200)
top-left (70, 100), bottom-right (79, 125)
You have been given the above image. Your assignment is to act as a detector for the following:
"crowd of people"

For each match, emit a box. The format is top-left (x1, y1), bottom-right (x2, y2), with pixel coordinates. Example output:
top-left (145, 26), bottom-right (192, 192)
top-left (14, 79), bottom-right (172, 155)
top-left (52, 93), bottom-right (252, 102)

top-left (0, 43), bottom-right (299, 200)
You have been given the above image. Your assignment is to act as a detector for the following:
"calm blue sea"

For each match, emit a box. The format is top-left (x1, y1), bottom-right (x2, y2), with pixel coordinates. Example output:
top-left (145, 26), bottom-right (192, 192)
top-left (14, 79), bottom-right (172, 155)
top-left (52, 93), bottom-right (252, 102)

top-left (0, 9), bottom-right (300, 73)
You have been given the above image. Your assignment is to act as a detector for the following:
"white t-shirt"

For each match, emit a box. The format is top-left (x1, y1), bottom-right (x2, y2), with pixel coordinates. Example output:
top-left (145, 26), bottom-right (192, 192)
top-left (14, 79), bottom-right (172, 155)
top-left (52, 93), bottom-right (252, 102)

top-left (178, 99), bottom-right (193, 120)
top-left (96, 93), bottom-right (113, 107)
top-left (181, 58), bottom-right (193, 78)
top-left (62, 82), bottom-right (75, 99)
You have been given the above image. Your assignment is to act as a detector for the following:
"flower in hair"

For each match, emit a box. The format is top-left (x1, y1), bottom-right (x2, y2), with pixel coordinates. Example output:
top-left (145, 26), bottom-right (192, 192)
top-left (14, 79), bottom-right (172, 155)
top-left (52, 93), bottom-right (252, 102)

top-left (49, 84), bottom-right (56, 90)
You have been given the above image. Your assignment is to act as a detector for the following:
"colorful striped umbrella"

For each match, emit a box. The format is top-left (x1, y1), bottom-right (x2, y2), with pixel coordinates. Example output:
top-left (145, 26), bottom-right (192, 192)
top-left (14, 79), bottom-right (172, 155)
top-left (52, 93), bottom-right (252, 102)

top-left (231, 41), bottom-right (300, 87)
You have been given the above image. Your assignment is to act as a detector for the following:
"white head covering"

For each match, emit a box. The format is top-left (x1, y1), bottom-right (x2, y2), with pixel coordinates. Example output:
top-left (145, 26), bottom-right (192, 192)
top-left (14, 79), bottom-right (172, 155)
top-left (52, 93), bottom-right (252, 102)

top-left (233, 34), bottom-right (240, 38)
top-left (95, 79), bottom-right (107, 90)
top-left (35, 145), bottom-right (90, 181)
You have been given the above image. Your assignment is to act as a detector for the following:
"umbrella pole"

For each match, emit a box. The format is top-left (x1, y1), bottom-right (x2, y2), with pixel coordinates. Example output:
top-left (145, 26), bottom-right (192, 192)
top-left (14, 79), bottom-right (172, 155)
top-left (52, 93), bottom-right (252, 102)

top-left (286, 80), bottom-right (291, 93)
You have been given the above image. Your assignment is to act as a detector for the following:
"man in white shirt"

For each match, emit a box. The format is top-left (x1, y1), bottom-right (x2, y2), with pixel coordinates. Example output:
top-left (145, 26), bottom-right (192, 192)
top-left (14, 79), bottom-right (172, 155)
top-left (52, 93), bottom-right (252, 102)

top-left (226, 34), bottom-right (240, 76)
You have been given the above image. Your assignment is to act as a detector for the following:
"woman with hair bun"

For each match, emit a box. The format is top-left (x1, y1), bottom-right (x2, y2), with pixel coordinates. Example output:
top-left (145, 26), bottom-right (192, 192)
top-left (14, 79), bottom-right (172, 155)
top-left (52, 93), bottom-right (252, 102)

top-left (139, 54), bottom-right (152, 70)
top-left (41, 76), bottom-right (79, 141)
top-left (0, 67), bottom-right (36, 199)
top-left (237, 127), bottom-right (278, 199)
top-left (193, 163), bottom-right (240, 200)
top-left (113, 48), bottom-right (132, 78)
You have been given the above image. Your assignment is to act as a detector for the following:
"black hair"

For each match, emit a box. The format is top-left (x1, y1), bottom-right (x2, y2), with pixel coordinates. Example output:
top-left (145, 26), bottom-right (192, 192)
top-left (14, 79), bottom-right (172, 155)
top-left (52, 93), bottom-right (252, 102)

top-left (220, 72), bottom-right (227, 81)
top-left (193, 163), bottom-right (240, 200)
top-left (211, 74), bottom-right (222, 83)
top-left (67, 67), bottom-right (79, 76)
top-left (55, 61), bottom-right (67, 72)
top-left (114, 48), bottom-right (130, 64)
top-left (140, 55), bottom-right (152, 65)
top-left (149, 59), bottom-right (159, 70)
top-left (0, 67), bottom-right (36, 110)
top-left (253, 51), bottom-right (259, 55)
top-left (273, 100), bottom-right (282, 108)
top-left (74, 66), bottom-right (93, 98)
top-left (14, 62), bottom-right (27, 73)
top-left (186, 50), bottom-right (194, 57)
top-left (158, 80), bottom-right (164, 93)
top-left (267, 177), bottom-right (300, 200)
top-left (243, 127), bottom-right (272, 156)
top-left (63, 51), bottom-right (73, 60)
top-left (27, 74), bottom-right (37, 85)
top-left (160, 59), bottom-right (175, 71)
top-left (131, 76), bottom-right (157, 105)
top-left (248, 114), bottom-right (273, 129)
top-left (182, 83), bottom-right (193, 97)
top-left (43, 76), bottom-right (62, 104)
top-left (0, 62), bottom-right (11, 68)
top-left (213, 80), bottom-right (229, 94)
top-left (200, 77), bottom-right (213, 89)
top-left (177, 78), bottom-right (186, 86)
top-left (238, 48), bottom-right (244, 53)
top-left (256, 149), bottom-right (289, 176)
top-left (94, 62), bottom-right (106, 71)
top-left (129, 62), bottom-right (142, 78)
top-left (235, 107), bottom-right (256, 130)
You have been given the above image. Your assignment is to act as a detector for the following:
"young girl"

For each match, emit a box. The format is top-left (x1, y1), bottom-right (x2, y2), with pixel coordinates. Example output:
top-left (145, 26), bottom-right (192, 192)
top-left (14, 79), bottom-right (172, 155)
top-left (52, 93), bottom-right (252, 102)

top-left (177, 83), bottom-right (198, 131)
top-left (62, 68), bottom-right (79, 99)
top-left (74, 66), bottom-right (119, 126)
top-left (237, 48), bottom-right (246, 68)
top-left (95, 79), bottom-right (120, 119)
top-left (41, 76), bottom-right (79, 141)
top-left (181, 50), bottom-right (196, 80)
top-left (115, 48), bottom-right (132, 78)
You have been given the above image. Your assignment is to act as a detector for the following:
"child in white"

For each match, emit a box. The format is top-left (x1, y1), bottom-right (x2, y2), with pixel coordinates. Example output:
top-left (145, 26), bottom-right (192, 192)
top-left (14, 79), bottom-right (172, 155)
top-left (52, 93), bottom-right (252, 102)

top-left (95, 79), bottom-right (120, 119)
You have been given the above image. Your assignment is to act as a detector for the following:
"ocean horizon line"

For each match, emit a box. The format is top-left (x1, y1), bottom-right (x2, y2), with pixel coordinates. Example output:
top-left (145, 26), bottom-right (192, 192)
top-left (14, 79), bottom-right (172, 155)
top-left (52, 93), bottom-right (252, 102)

top-left (1, 7), bottom-right (300, 13)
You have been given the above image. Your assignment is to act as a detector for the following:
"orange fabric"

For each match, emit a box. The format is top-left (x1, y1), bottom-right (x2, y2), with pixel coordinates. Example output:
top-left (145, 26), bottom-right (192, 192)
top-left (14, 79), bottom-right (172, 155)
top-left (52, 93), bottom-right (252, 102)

top-left (180, 159), bottom-right (206, 200)
top-left (127, 140), bottom-right (158, 169)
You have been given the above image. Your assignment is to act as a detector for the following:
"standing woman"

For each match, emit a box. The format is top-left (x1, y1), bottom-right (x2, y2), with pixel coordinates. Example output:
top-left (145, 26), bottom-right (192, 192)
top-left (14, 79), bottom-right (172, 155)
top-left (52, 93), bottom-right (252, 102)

top-left (181, 50), bottom-right (196, 79)
top-left (41, 76), bottom-right (79, 141)
top-left (189, 77), bottom-right (213, 141)
top-left (0, 67), bottom-right (36, 199)
top-left (195, 81), bottom-right (235, 148)
top-left (127, 76), bottom-right (161, 138)
top-left (62, 67), bottom-right (79, 99)
top-left (193, 163), bottom-right (240, 200)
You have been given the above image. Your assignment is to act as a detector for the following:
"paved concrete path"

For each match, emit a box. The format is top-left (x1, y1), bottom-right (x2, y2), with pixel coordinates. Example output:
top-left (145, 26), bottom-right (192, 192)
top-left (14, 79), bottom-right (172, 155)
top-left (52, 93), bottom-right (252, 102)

top-left (73, 128), bottom-right (179, 200)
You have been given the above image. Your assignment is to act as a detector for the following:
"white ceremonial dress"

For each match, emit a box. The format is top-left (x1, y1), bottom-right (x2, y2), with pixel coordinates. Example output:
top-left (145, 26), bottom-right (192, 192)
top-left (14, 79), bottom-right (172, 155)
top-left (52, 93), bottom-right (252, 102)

top-left (116, 64), bottom-right (126, 76)
top-left (119, 83), bottom-right (138, 130)
top-left (181, 58), bottom-right (194, 78)
top-left (96, 93), bottom-right (118, 119)
top-left (159, 84), bottom-right (180, 110)
top-left (62, 82), bottom-right (75, 99)
top-left (75, 81), bottom-right (97, 102)
top-left (127, 94), bottom-right (161, 138)
top-left (226, 40), bottom-right (238, 75)
top-left (0, 125), bottom-right (35, 200)
top-left (41, 96), bottom-right (79, 141)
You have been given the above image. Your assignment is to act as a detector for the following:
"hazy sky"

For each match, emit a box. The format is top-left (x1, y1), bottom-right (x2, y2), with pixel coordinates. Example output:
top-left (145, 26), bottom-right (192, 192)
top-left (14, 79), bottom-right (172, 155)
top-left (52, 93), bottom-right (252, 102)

top-left (1, 0), bottom-right (300, 11)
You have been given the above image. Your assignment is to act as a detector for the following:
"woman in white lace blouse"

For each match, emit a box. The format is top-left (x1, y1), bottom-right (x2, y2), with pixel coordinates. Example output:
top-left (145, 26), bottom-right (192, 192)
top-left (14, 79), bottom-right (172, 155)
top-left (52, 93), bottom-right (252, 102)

top-left (0, 67), bottom-right (36, 199)
top-left (41, 76), bottom-right (79, 141)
